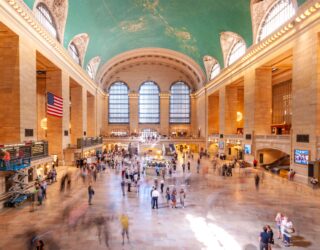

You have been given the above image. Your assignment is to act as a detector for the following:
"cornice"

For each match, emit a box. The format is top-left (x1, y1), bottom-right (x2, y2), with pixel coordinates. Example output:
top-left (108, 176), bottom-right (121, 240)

top-left (1, 0), bottom-right (105, 96)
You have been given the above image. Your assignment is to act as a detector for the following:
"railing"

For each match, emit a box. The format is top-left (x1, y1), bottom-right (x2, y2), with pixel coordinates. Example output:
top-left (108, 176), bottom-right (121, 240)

top-left (0, 141), bottom-right (48, 171)
top-left (224, 134), bottom-right (244, 139)
top-left (208, 134), bottom-right (220, 139)
top-left (77, 137), bottom-right (103, 149)
top-left (255, 135), bottom-right (290, 140)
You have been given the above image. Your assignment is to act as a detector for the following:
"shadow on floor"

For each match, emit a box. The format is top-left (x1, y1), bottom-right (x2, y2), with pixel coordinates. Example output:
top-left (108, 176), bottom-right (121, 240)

top-left (292, 235), bottom-right (312, 248)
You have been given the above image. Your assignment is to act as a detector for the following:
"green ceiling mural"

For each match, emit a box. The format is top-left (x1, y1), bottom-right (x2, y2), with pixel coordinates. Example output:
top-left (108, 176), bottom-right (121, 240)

top-left (23, 0), bottom-right (307, 71)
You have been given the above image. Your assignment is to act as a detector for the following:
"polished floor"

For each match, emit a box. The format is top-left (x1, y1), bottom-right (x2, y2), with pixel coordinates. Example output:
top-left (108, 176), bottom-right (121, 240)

top-left (0, 156), bottom-right (320, 250)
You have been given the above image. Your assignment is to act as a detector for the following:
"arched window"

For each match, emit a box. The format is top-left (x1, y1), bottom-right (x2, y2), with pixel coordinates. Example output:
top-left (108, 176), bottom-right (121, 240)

top-left (170, 82), bottom-right (190, 124)
top-left (210, 63), bottom-right (221, 80)
top-left (68, 43), bottom-right (81, 65)
top-left (35, 3), bottom-right (59, 41)
top-left (139, 81), bottom-right (160, 124)
top-left (109, 82), bottom-right (129, 124)
top-left (227, 40), bottom-right (246, 66)
top-left (86, 63), bottom-right (94, 79)
top-left (257, 0), bottom-right (295, 42)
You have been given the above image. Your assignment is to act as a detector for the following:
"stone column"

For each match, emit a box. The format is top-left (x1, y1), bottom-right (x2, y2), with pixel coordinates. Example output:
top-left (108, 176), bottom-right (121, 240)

top-left (62, 71), bottom-right (70, 149)
top-left (219, 88), bottom-right (226, 135)
top-left (254, 68), bottom-right (272, 135)
top-left (129, 92), bottom-right (139, 134)
top-left (243, 69), bottom-right (256, 136)
top-left (87, 92), bottom-right (96, 137)
top-left (208, 93), bottom-right (219, 135)
top-left (70, 81), bottom-right (83, 145)
top-left (82, 89), bottom-right (87, 137)
top-left (190, 94), bottom-right (197, 137)
top-left (0, 24), bottom-right (37, 143)
top-left (160, 92), bottom-right (170, 136)
top-left (46, 69), bottom-right (63, 158)
top-left (225, 85), bottom-right (238, 134)
top-left (291, 28), bottom-right (320, 183)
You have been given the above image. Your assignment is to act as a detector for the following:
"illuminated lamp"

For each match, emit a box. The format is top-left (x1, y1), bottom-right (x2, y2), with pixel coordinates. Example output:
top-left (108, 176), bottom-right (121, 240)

top-left (40, 118), bottom-right (48, 130)
top-left (236, 112), bottom-right (243, 122)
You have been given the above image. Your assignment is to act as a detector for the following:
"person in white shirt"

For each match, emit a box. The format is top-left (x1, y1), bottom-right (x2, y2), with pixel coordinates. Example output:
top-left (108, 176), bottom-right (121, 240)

top-left (151, 188), bottom-right (160, 209)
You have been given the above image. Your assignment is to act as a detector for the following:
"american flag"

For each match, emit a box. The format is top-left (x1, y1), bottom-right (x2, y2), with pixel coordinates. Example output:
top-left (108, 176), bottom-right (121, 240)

top-left (47, 92), bottom-right (63, 117)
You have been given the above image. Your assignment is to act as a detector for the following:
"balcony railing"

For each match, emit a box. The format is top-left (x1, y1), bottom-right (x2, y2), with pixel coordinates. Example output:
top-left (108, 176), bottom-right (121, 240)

top-left (255, 135), bottom-right (290, 140)
top-left (77, 137), bottom-right (103, 149)
top-left (224, 134), bottom-right (244, 139)
top-left (0, 141), bottom-right (48, 171)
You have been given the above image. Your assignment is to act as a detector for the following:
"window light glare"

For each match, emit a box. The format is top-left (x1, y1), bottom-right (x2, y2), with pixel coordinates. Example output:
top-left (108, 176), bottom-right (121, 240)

top-left (227, 40), bottom-right (246, 66)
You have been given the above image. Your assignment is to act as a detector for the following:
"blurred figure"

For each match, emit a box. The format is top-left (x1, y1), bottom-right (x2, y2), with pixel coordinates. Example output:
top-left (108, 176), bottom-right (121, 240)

top-left (120, 214), bottom-right (129, 245)
top-left (179, 188), bottom-right (186, 208)
top-left (255, 174), bottom-right (260, 190)
top-left (88, 183), bottom-right (95, 205)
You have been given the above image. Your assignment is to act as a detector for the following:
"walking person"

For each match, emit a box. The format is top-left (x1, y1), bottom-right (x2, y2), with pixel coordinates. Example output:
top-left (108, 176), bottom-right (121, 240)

top-left (120, 214), bottom-right (129, 245)
top-left (151, 188), bottom-right (160, 209)
top-left (197, 158), bottom-right (200, 174)
top-left (171, 188), bottom-right (177, 208)
top-left (179, 188), bottom-right (186, 208)
top-left (165, 187), bottom-right (171, 206)
top-left (259, 226), bottom-right (270, 250)
top-left (187, 161), bottom-right (191, 172)
top-left (121, 179), bottom-right (125, 196)
top-left (88, 183), bottom-right (95, 205)
top-left (127, 178), bottom-right (131, 192)
top-left (182, 163), bottom-right (185, 173)
top-left (255, 173), bottom-right (260, 190)
top-left (266, 225), bottom-right (274, 250)
top-left (160, 179), bottom-right (164, 193)
top-left (282, 217), bottom-right (294, 247)
top-left (275, 212), bottom-right (283, 239)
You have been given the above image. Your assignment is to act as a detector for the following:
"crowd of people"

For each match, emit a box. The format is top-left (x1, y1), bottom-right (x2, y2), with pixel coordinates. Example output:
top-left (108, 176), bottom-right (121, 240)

top-left (259, 213), bottom-right (295, 249)
top-left (17, 144), bottom-right (304, 249)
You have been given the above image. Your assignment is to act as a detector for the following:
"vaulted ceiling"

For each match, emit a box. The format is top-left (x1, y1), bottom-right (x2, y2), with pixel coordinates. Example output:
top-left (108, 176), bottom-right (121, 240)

top-left (23, 0), bottom-right (306, 72)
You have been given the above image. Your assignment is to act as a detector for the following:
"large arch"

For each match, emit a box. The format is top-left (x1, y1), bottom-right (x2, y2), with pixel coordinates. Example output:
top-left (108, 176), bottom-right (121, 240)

top-left (96, 48), bottom-right (206, 91)
top-left (33, 0), bottom-right (68, 43)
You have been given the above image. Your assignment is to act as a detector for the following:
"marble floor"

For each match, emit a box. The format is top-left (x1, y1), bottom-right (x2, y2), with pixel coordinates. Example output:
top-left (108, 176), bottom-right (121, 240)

top-left (0, 156), bottom-right (320, 250)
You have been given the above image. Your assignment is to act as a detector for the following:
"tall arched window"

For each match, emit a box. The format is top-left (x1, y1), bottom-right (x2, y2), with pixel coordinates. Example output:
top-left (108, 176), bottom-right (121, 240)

top-left (35, 3), bottom-right (59, 41)
top-left (139, 81), bottom-right (160, 124)
top-left (227, 40), bottom-right (246, 66)
top-left (68, 43), bottom-right (81, 65)
top-left (109, 82), bottom-right (129, 124)
top-left (210, 63), bottom-right (221, 80)
top-left (170, 82), bottom-right (190, 124)
top-left (257, 0), bottom-right (295, 42)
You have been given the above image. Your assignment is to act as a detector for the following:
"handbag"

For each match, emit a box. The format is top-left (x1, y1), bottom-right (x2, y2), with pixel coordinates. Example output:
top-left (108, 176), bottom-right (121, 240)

top-left (286, 228), bottom-right (294, 234)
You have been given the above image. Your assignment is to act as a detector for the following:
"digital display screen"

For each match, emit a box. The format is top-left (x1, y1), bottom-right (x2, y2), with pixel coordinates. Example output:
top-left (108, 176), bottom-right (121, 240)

top-left (244, 144), bottom-right (251, 155)
top-left (219, 141), bottom-right (224, 149)
top-left (294, 149), bottom-right (309, 165)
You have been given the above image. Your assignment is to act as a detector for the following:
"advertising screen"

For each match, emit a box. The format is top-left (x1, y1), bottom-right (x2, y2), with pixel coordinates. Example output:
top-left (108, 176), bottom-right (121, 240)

top-left (294, 149), bottom-right (309, 165)
top-left (244, 144), bottom-right (251, 155)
